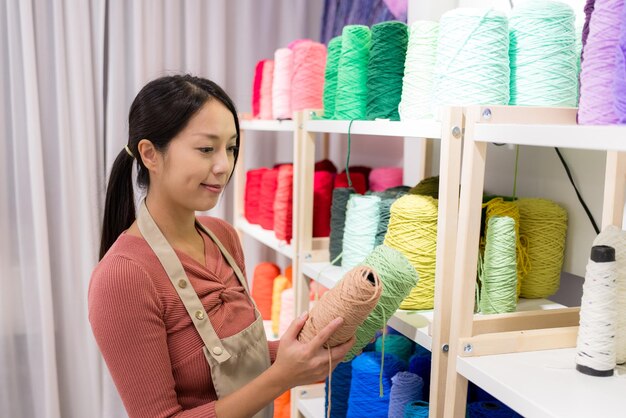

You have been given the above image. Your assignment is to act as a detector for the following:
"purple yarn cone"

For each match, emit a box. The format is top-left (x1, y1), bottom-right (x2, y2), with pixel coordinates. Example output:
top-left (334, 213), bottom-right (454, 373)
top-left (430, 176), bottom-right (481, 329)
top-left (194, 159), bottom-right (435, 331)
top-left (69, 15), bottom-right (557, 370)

top-left (614, 3), bottom-right (626, 123)
top-left (578, 0), bottom-right (625, 124)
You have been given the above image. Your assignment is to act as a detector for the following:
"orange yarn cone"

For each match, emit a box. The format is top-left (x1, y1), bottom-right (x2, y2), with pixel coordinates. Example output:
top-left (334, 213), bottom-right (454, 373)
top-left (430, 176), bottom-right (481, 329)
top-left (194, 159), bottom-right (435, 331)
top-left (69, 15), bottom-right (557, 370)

top-left (252, 262), bottom-right (281, 320)
top-left (274, 390), bottom-right (291, 418)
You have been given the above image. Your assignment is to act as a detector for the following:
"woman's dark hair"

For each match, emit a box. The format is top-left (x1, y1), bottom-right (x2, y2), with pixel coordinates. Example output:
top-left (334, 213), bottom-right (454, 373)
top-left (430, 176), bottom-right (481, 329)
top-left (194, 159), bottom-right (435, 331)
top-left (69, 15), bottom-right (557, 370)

top-left (99, 75), bottom-right (240, 260)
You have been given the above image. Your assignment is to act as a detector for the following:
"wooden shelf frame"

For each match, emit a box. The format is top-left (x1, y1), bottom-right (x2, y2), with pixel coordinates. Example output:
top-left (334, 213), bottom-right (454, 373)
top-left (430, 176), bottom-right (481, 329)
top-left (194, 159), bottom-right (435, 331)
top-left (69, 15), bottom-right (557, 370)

top-left (293, 107), bottom-right (464, 418)
top-left (444, 105), bottom-right (626, 418)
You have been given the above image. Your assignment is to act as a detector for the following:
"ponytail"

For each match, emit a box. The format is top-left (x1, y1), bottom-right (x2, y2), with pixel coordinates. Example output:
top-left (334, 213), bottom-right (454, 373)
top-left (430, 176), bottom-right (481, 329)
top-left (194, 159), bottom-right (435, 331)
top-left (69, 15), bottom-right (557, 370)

top-left (99, 149), bottom-right (136, 260)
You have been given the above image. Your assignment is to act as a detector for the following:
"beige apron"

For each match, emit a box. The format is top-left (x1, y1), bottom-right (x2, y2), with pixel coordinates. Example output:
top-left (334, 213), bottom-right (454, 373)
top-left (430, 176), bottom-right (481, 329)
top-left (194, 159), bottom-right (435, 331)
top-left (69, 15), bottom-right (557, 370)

top-left (137, 200), bottom-right (273, 418)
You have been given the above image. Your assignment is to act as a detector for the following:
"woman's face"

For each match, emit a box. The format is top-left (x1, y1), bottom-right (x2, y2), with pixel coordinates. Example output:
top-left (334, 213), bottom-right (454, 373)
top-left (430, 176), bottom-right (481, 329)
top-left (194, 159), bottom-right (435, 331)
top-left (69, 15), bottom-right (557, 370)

top-left (155, 99), bottom-right (238, 213)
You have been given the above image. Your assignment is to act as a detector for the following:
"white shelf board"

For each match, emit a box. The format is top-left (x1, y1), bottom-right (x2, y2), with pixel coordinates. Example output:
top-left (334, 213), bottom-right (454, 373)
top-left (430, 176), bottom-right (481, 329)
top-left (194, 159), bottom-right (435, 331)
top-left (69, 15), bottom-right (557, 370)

top-left (234, 217), bottom-right (293, 259)
top-left (240, 119), bottom-right (295, 132)
top-left (474, 123), bottom-right (626, 151)
top-left (457, 348), bottom-right (626, 418)
top-left (305, 119), bottom-right (442, 139)
top-left (296, 397), bottom-right (325, 418)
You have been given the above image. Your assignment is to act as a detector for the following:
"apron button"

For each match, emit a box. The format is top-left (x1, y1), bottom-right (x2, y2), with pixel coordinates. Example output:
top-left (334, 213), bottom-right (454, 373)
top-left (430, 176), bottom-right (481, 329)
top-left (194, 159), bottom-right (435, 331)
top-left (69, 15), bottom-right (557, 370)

top-left (195, 310), bottom-right (205, 320)
top-left (178, 279), bottom-right (187, 289)
top-left (212, 346), bottom-right (223, 356)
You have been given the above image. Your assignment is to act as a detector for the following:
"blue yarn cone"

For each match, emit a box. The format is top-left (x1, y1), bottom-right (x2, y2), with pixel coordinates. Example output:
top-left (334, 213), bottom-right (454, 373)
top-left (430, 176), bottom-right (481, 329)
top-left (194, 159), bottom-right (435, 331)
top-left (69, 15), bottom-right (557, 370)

top-left (404, 400), bottom-right (429, 418)
top-left (466, 400), bottom-right (522, 417)
top-left (325, 359), bottom-right (353, 418)
top-left (388, 371), bottom-right (424, 418)
top-left (347, 352), bottom-right (407, 418)
top-left (408, 351), bottom-right (432, 401)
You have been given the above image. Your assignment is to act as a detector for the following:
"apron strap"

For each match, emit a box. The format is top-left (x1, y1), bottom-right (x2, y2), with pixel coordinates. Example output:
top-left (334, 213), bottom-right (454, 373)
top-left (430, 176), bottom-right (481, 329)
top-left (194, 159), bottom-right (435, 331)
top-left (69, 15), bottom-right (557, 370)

top-left (137, 200), bottom-right (232, 363)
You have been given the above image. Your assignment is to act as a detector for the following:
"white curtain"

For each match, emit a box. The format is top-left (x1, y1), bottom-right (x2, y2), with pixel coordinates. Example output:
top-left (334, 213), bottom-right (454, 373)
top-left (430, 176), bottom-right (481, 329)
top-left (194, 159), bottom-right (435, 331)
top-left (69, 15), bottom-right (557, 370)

top-left (1, 0), bottom-right (322, 417)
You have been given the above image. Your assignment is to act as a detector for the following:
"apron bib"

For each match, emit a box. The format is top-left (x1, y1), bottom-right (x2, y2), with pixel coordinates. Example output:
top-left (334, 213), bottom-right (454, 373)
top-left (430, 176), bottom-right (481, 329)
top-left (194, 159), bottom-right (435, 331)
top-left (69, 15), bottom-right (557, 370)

top-left (137, 200), bottom-right (273, 418)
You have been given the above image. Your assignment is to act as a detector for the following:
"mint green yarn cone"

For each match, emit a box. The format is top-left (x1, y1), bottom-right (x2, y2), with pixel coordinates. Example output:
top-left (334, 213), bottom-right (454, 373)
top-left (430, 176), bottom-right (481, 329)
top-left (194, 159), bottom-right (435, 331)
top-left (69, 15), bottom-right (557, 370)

top-left (344, 244), bottom-right (418, 361)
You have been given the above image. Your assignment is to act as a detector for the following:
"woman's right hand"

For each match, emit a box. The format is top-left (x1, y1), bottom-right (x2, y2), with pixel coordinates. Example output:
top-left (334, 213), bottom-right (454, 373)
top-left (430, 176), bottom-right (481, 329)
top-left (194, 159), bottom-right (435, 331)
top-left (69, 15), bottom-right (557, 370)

top-left (271, 312), bottom-right (355, 389)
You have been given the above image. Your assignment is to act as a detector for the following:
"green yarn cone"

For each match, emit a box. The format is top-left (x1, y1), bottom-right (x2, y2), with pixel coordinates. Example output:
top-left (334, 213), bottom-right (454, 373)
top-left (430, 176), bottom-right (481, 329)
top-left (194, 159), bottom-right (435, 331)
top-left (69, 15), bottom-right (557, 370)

top-left (366, 21), bottom-right (409, 121)
top-left (322, 36), bottom-right (342, 119)
top-left (334, 25), bottom-right (371, 120)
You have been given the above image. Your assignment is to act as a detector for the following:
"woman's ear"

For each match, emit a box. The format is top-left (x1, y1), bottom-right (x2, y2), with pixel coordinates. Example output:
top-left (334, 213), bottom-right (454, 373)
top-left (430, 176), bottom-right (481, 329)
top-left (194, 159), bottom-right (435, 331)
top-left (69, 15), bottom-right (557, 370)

top-left (137, 139), bottom-right (159, 172)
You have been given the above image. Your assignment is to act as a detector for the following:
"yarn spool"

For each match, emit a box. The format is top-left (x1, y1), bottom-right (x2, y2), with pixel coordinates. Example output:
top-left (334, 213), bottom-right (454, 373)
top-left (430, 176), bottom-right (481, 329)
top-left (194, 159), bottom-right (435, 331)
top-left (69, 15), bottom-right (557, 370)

top-left (384, 195), bottom-right (438, 310)
top-left (346, 245), bottom-right (419, 360)
top-left (278, 287), bottom-right (295, 336)
top-left (614, 1), bottom-right (626, 122)
top-left (404, 401), bottom-right (429, 418)
top-left (388, 372), bottom-right (424, 418)
top-left (259, 60), bottom-right (274, 120)
top-left (299, 266), bottom-right (383, 349)
top-left (479, 216), bottom-right (518, 314)
top-left (366, 21), bottom-right (409, 121)
top-left (330, 188), bottom-right (357, 266)
top-left (272, 48), bottom-right (294, 120)
top-left (399, 21), bottom-right (439, 121)
top-left (466, 401), bottom-right (522, 418)
top-left (375, 198), bottom-right (396, 247)
top-left (581, 0), bottom-right (596, 58)
top-left (408, 349), bottom-right (431, 402)
top-left (369, 167), bottom-right (404, 192)
top-left (274, 164), bottom-right (294, 243)
top-left (409, 176), bottom-right (439, 199)
top-left (382, 186), bottom-right (411, 198)
top-left (285, 265), bottom-right (293, 282)
top-left (334, 25), bottom-right (372, 120)
top-left (434, 8), bottom-right (510, 107)
top-left (346, 352), bottom-right (407, 418)
top-left (342, 195), bottom-right (381, 269)
top-left (292, 41), bottom-right (327, 112)
top-left (325, 359), bottom-right (353, 418)
top-left (576, 245), bottom-right (618, 376)
top-left (274, 390), bottom-right (290, 418)
top-left (244, 168), bottom-right (267, 224)
top-left (315, 158), bottom-right (338, 174)
top-left (518, 198), bottom-right (567, 299)
top-left (251, 262), bottom-right (280, 320)
top-left (259, 168), bottom-right (279, 230)
top-left (335, 172), bottom-right (367, 195)
top-left (271, 275), bottom-right (292, 337)
top-left (578, 0), bottom-right (625, 124)
top-left (483, 197), bottom-right (528, 296)
top-left (593, 225), bottom-right (626, 363)
top-left (323, 36), bottom-right (343, 119)
top-left (375, 334), bottom-right (414, 362)
top-left (251, 60), bottom-right (265, 118)
top-left (344, 166), bottom-right (373, 190)
top-left (509, 0), bottom-right (578, 107)
top-left (313, 171), bottom-right (335, 238)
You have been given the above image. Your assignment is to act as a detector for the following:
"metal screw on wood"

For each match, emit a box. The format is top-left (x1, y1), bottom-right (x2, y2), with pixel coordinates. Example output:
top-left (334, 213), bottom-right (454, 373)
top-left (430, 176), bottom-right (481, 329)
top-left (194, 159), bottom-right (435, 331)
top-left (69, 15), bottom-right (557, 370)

top-left (482, 108), bottom-right (492, 120)
top-left (309, 111), bottom-right (317, 117)
top-left (442, 344), bottom-right (449, 353)
top-left (451, 126), bottom-right (461, 138)
top-left (463, 344), bottom-right (473, 353)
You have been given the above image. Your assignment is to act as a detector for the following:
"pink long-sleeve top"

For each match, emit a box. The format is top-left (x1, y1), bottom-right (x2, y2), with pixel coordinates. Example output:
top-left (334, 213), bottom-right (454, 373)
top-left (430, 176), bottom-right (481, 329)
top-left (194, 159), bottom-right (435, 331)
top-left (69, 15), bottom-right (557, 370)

top-left (88, 217), bottom-right (279, 418)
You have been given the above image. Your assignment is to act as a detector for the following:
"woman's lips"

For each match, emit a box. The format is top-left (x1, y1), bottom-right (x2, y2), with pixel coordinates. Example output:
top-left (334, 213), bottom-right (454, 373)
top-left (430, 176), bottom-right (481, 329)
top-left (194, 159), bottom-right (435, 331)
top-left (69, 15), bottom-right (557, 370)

top-left (202, 183), bottom-right (223, 193)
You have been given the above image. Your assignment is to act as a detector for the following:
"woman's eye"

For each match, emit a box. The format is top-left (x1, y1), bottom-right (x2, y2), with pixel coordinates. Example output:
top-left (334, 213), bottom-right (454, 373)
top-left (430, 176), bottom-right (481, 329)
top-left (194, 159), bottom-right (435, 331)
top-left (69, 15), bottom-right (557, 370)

top-left (198, 147), bottom-right (214, 153)
top-left (227, 146), bottom-right (239, 154)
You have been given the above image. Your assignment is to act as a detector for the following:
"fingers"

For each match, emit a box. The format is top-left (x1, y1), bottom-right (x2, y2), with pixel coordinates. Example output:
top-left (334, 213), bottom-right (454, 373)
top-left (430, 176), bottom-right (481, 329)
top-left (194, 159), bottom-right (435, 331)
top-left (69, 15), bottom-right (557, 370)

top-left (282, 311), bottom-right (309, 342)
top-left (310, 317), bottom-right (344, 349)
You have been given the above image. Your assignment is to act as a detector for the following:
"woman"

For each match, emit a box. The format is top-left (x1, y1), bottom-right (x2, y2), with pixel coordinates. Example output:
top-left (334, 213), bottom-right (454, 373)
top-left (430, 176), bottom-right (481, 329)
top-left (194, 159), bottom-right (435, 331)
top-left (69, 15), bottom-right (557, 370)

top-left (89, 75), bottom-right (354, 418)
